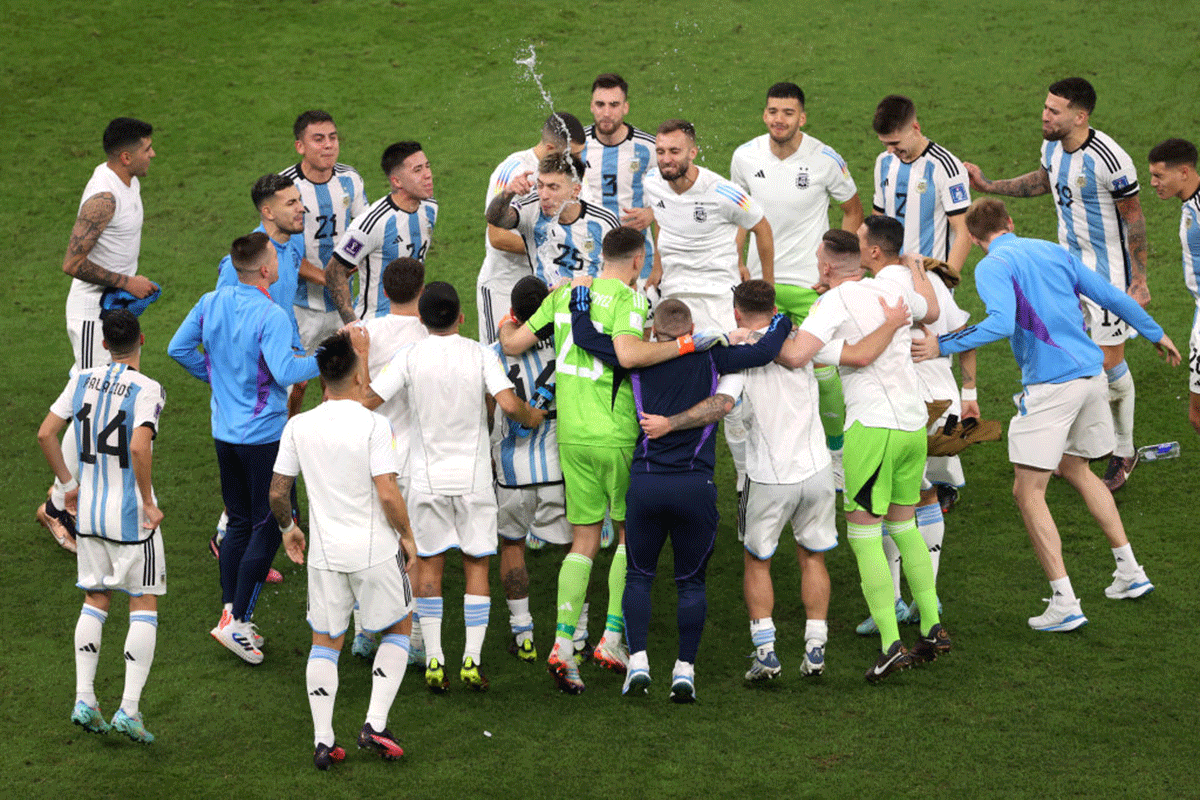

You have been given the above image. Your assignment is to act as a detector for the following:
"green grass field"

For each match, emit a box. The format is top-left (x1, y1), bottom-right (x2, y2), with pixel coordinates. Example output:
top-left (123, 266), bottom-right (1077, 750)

top-left (5, 1), bottom-right (1200, 797)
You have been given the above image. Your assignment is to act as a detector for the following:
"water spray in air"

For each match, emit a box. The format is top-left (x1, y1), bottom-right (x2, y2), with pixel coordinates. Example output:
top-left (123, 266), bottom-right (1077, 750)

top-left (514, 44), bottom-right (582, 218)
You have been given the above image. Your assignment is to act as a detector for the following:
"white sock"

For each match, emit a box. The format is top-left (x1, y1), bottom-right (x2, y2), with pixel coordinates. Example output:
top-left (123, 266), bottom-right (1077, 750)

top-left (414, 597), bottom-right (444, 664)
top-left (463, 594), bottom-right (490, 663)
top-left (307, 645), bottom-right (340, 748)
top-left (408, 613), bottom-right (424, 651)
top-left (600, 628), bottom-right (623, 649)
top-left (507, 596), bottom-right (533, 641)
top-left (75, 604), bottom-right (107, 706)
top-left (1107, 363), bottom-right (1135, 458)
top-left (365, 634), bottom-right (409, 731)
top-left (882, 533), bottom-right (902, 599)
top-left (629, 650), bottom-right (649, 672)
top-left (804, 619), bottom-right (828, 646)
top-left (574, 601), bottom-right (590, 648)
top-left (915, 501), bottom-right (945, 580)
top-left (672, 659), bottom-right (694, 679)
top-left (1112, 543), bottom-right (1140, 575)
top-left (120, 611), bottom-right (158, 715)
top-left (353, 603), bottom-right (365, 637)
top-left (750, 617), bottom-right (776, 651)
top-left (1050, 576), bottom-right (1077, 604)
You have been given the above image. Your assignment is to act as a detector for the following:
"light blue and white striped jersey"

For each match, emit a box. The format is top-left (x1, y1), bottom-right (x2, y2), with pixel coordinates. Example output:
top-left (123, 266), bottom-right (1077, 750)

top-left (490, 337), bottom-right (561, 487)
top-left (873, 141), bottom-right (971, 261)
top-left (215, 224), bottom-right (305, 353)
top-left (1041, 128), bottom-right (1139, 288)
top-left (581, 124), bottom-right (656, 278)
top-left (50, 363), bottom-right (164, 543)
top-left (478, 148), bottom-right (539, 288)
top-left (514, 197), bottom-right (618, 285)
top-left (331, 194), bottom-right (438, 320)
top-left (279, 162), bottom-right (368, 311)
top-left (1179, 187), bottom-right (1200, 307)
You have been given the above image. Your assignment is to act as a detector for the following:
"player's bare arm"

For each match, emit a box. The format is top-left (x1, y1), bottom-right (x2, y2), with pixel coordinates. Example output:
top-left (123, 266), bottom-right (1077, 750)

top-left (37, 412), bottom-right (72, 485)
top-left (499, 317), bottom-right (538, 356)
top-left (734, 226), bottom-right (748, 278)
top-left (270, 472), bottom-right (306, 563)
top-left (748, 217), bottom-right (774, 284)
top-left (645, 223), bottom-right (663, 289)
top-left (946, 214), bottom-right (972, 276)
top-left (325, 257), bottom-right (357, 324)
top-left (839, 194), bottom-right (865, 232)
top-left (640, 393), bottom-right (735, 440)
top-left (63, 193), bottom-right (155, 298)
top-left (485, 171), bottom-right (532, 230)
top-left (374, 473), bottom-right (416, 569)
top-left (1153, 333), bottom-right (1181, 366)
top-left (488, 224), bottom-right (526, 254)
top-left (620, 205), bottom-right (654, 230)
top-left (964, 163), bottom-right (1051, 197)
top-left (958, 344), bottom-right (980, 419)
top-left (494, 387), bottom-right (547, 429)
top-left (907, 255), bottom-right (940, 324)
top-left (1116, 195), bottom-right (1150, 308)
top-left (298, 257), bottom-right (325, 285)
top-left (130, 425), bottom-right (162, 530)
top-left (837, 296), bottom-right (911, 367)
top-left (911, 325), bottom-right (941, 362)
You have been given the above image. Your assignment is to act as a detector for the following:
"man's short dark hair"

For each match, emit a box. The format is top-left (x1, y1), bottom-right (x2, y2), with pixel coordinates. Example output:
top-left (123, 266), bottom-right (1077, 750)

top-left (657, 119), bottom-right (696, 141)
top-left (543, 112), bottom-right (586, 147)
top-left (101, 309), bottom-right (141, 355)
top-left (872, 95), bottom-right (916, 135)
top-left (592, 73), bottom-right (629, 97)
top-left (655, 299), bottom-right (692, 339)
top-left (382, 257), bottom-right (425, 305)
top-left (965, 198), bottom-right (1011, 241)
top-left (230, 231), bottom-right (271, 274)
top-left (1048, 78), bottom-right (1096, 114)
top-left (511, 276), bottom-right (549, 323)
top-left (539, 152), bottom-right (586, 182)
top-left (251, 173), bottom-right (294, 209)
top-left (103, 118), bottom-right (152, 156)
top-left (862, 215), bottom-right (905, 256)
top-left (822, 228), bottom-right (860, 256)
top-left (293, 110), bottom-right (335, 140)
top-left (733, 280), bottom-right (776, 315)
top-left (315, 331), bottom-right (357, 384)
top-left (1149, 138), bottom-right (1199, 169)
top-left (766, 82), bottom-right (805, 107)
top-left (381, 141), bottom-right (423, 176)
top-left (602, 226), bottom-right (645, 260)
top-left (417, 281), bottom-right (460, 330)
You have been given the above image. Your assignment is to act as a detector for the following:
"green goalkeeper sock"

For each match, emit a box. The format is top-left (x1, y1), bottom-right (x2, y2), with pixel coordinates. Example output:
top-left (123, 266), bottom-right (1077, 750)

top-left (606, 544), bottom-right (626, 635)
top-left (814, 364), bottom-right (845, 450)
top-left (886, 517), bottom-right (940, 634)
top-left (555, 553), bottom-right (593, 640)
top-left (847, 521), bottom-right (900, 649)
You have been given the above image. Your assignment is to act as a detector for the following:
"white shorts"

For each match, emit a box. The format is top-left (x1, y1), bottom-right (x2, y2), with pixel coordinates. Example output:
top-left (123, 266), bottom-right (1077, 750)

top-left (659, 291), bottom-right (736, 335)
top-left (66, 315), bottom-right (111, 374)
top-left (740, 467), bottom-right (838, 558)
top-left (76, 530), bottom-right (166, 596)
top-left (306, 555), bottom-right (413, 638)
top-left (295, 306), bottom-right (344, 355)
top-left (1189, 312), bottom-right (1200, 394)
top-left (477, 275), bottom-right (515, 346)
top-left (1008, 374), bottom-right (1113, 469)
top-left (1081, 297), bottom-right (1131, 347)
top-left (497, 483), bottom-right (571, 545)
top-left (408, 488), bottom-right (498, 558)
top-left (923, 455), bottom-right (965, 489)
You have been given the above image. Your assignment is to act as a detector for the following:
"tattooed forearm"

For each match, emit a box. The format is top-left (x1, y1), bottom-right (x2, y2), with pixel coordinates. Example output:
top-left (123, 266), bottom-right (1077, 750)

top-left (1118, 197), bottom-right (1149, 304)
top-left (485, 191), bottom-right (519, 228)
top-left (63, 193), bottom-right (123, 285)
top-left (667, 393), bottom-right (734, 432)
top-left (981, 169), bottom-right (1051, 198)
top-left (268, 473), bottom-right (295, 529)
top-left (325, 259), bottom-right (356, 323)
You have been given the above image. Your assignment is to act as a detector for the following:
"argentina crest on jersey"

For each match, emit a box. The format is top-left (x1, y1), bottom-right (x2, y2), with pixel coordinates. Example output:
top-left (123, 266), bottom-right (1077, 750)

top-left (693, 204), bottom-right (707, 222)
top-left (629, 157), bottom-right (641, 173)
top-left (796, 169), bottom-right (809, 189)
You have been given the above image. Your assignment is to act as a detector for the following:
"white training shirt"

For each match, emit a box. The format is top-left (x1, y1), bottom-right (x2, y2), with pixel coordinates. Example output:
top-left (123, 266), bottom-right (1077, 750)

top-left (645, 165), bottom-right (765, 296)
top-left (730, 133), bottom-right (857, 286)
top-left (873, 141), bottom-right (970, 262)
top-left (364, 314), bottom-right (429, 479)
top-left (800, 276), bottom-right (928, 432)
top-left (275, 399), bottom-right (401, 573)
top-left (66, 163), bottom-right (143, 316)
top-left (370, 334), bottom-right (514, 496)
top-left (478, 148), bottom-right (540, 288)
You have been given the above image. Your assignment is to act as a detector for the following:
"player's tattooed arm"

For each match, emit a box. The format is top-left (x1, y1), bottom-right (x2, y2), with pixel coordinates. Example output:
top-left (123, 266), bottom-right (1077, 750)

top-left (325, 256), bottom-right (357, 323)
top-left (268, 472), bottom-right (296, 532)
top-left (62, 193), bottom-right (142, 290)
top-left (964, 163), bottom-right (1051, 197)
top-left (639, 394), bottom-right (735, 439)
top-left (1117, 195), bottom-right (1150, 308)
top-left (485, 190), bottom-right (520, 229)
top-left (957, 343), bottom-right (980, 419)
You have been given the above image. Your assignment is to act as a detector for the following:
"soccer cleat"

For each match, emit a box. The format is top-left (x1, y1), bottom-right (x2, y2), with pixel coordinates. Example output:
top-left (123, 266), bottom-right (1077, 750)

top-left (358, 723), bottom-right (404, 760)
top-left (111, 709), bottom-right (155, 743)
top-left (856, 598), bottom-right (910, 635)
top-left (800, 642), bottom-right (826, 677)
top-left (352, 632), bottom-right (379, 660)
top-left (425, 657), bottom-right (449, 693)
top-left (460, 657), bottom-right (489, 691)
top-left (910, 624), bottom-right (952, 664)
top-left (36, 497), bottom-right (77, 554)
top-left (207, 532), bottom-right (221, 560)
top-left (592, 636), bottom-right (629, 674)
top-left (265, 567), bottom-right (284, 584)
top-left (1028, 598), bottom-right (1088, 632)
top-left (573, 640), bottom-right (594, 666)
top-left (1102, 452), bottom-right (1138, 492)
top-left (212, 614), bottom-right (264, 664)
top-left (547, 642), bottom-right (585, 695)
top-left (507, 636), bottom-right (538, 662)
top-left (313, 742), bottom-right (346, 770)
top-left (865, 640), bottom-right (911, 683)
top-left (622, 667), bottom-right (651, 696)
top-left (1105, 567), bottom-right (1155, 600)
top-left (525, 531), bottom-right (547, 551)
top-left (600, 516), bottom-right (615, 549)
top-left (744, 649), bottom-right (782, 681)
top-left (669, 672), bottom-right (696, 704)
top-left (71, 700), bottom-right (111, 735)
top-left (937, 484), bottom-right (959, 514)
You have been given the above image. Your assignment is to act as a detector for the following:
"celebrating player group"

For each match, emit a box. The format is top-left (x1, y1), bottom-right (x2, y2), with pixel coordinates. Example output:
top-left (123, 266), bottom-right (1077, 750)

top-left (37, 72), bottom-right (1198, 769)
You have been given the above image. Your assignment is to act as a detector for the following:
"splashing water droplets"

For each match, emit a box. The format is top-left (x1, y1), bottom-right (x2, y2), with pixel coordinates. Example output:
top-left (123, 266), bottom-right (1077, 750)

top-left (514, 45), bottom-right (555, 109)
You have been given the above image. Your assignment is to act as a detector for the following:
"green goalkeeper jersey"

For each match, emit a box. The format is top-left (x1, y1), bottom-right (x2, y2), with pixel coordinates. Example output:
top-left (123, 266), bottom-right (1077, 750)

top-left (525, 278), bottom-right (648, 448)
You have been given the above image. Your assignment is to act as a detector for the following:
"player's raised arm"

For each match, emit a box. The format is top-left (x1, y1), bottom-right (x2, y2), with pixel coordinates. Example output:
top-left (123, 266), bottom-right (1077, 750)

top-left (485, 171), bottom-right (532, 229)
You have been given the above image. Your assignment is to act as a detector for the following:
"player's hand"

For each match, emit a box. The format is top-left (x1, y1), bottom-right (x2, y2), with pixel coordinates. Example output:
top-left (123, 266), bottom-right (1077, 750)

top-left (571, 274), bottom-right (594, 289)
top-left (569, 284), bottom-right (591, 312)
top-left (692, 330), bottom-right (730, 351)
top-left (142, 502), bottom-right (163, 530)
top-left (64, 487), bottom-right (79, 516)
top-left (639, 412), bottom-right (671, 439)
top-left (1154, 333), bottom-right (1182, 366)
top-left (1129, 282), bottom-right (1151, 309)
top-left (727, 328), bottom-right (753, 345)
top-left (342, 320), bottom-right (370, 357)
top-left (621, 206), bottom-right (654, 230)
top-left (507, 171), bottom-right (534, 197)
top-left (738, 263), bottom-right (752, 282)
top-left (810, 280), bottom-right (829, 295)
top-left (964, 162), bottom-right (989, 192)
top-left (125, 274), bottom-right (156, 299)
top-left (961, 399), bottom-right (981, 420)
top-left (399, 535), bottom-right (417, 573)
top-left (880, 296), bottom-right (911, 330)
top-left (526, 406), bottom-right (548, 429)
top-left (911, 325), bottom-right (941, 361)
top-left (645, 270), bottom-right (661, 290)
top-left (283, 527), bottom-right (307, 565)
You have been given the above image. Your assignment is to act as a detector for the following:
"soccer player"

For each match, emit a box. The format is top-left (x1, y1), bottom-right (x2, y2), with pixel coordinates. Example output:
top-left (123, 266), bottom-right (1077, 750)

top-left (63, 118), bottom-right (158, 373)
top-left (327, 141), bottom-right (437, 321)
top-left (581, 73), bottom-right (656, 282)
top-left (915, 199), bottom-right (1179, 630)
top-left (964, 79), bottom-right (1148, 491)
top-left (1147, 138), bottom-right (1200, 434)
top-left (731, 81), bottom-right (864, 481)
top-left (778, 229), bottom-right (949, 682)
top-left (168, 233), bottom-right (320, 663)
top-left (490, 276), bottom-right (570, 663)
top-left (37, 310), bottom-right (165, 743)
top-left (364, 282), bottom-right (545, 692)
top-left (477, 112), bottom-right (586, 343)
top-left (872, 95), bottom-right (972, 274)
top-left (270, 329), bottom-right (417, 770)
top-left (486, 152), bottom-right (618, 285)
